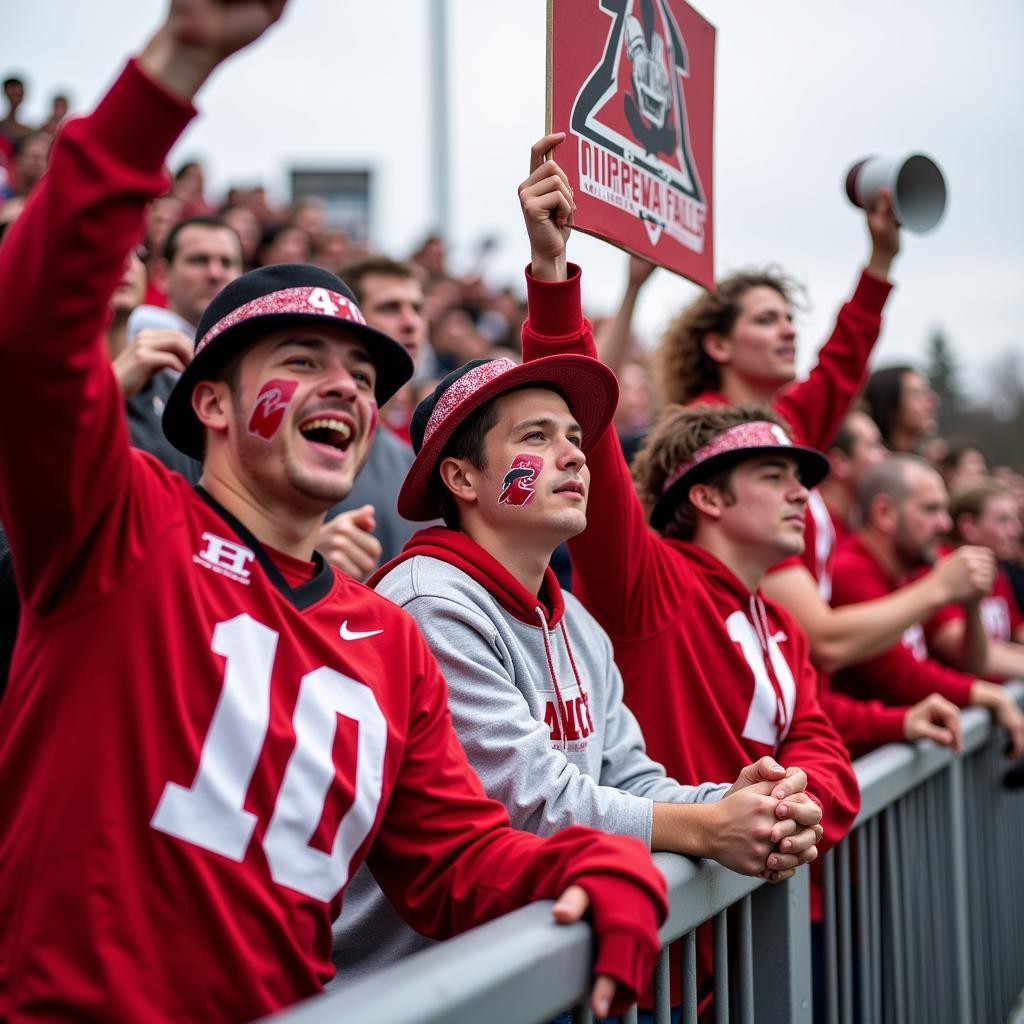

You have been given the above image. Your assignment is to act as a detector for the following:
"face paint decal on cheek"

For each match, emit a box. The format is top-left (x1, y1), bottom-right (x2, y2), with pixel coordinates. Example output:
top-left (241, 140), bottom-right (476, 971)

top-left (499, 453), bottom-right (545, 507)
top-left (367, 403), bottom-right (379, 436)
top-left (247, 378), bottom-right (299, 440)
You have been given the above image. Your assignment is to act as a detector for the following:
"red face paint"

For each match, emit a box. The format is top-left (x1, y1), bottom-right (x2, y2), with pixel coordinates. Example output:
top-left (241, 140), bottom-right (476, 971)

top-left (499, 453), bottom-right (544, 507)
top-left (248, 378), bottom-right (299, 440)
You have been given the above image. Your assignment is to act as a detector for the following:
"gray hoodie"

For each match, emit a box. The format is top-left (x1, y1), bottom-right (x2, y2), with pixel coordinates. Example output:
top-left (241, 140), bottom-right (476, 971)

top-left (331, 527), bottom-right (728, 985)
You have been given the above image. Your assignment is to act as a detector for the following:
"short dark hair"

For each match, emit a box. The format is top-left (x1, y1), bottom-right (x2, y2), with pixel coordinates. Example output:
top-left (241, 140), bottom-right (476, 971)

top-left (196, 350), bottom-right (246, 464)
top-left (938, 437), bottom-right (987, 474)
top-left (339, 255), bottom-right (418, 305)
top-left (432, 382), bottom-right (568, 529)
top-left (857, 454), bottom-right (932, 525)
top-left (3, 76), bottom-right (25, 91)
top-left (174, 160), bottom-right (201, 181)
top-left (11, 130), bottom-right (49, 159)
top-left (162, 216), bottom-right (238, 263)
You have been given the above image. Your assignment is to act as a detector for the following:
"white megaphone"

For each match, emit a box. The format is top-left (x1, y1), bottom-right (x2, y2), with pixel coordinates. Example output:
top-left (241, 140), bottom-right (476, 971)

top-left (844, 154), bottom-right (947, 233)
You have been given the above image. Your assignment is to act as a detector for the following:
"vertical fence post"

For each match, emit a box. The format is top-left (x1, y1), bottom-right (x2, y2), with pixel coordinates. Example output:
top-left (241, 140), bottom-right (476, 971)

top-left (750, 868), bottom-right (812, 1024)
top-left (946, 757), bottom-right (973, 1024)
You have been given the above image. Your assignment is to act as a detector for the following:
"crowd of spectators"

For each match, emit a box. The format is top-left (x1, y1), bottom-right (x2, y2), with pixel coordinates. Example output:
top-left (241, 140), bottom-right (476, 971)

top-left (3, 30), bottom-right (1024, 1022)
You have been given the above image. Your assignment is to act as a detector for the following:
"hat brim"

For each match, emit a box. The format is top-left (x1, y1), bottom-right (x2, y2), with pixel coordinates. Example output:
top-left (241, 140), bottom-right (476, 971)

top-left (398, 354), bottom-right (620, 521)
top-left (649, 444), bottom-right (831, 531)
top-left (162, 313), bottom-right (414, 460)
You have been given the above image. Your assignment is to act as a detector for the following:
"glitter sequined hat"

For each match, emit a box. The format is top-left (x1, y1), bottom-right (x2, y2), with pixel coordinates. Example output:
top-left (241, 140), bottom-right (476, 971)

top-left (398, 355), bottom-right (619, 521)
top-left (649, 419), bottom-right (830, 531)
top-left (163, 263), bottom-right (414, 458)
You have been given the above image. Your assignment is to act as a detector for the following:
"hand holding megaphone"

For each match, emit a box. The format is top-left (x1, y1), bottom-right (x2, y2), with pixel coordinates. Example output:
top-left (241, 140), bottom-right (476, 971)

top-left (845, 154), bottom-right (947, 233)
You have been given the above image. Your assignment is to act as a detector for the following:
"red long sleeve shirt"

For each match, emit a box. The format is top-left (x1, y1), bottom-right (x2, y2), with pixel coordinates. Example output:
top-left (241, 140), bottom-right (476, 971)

top-left (831, 536), bottom-right (976, 707)
top-left (0, 64), bottom-right (666, 1022)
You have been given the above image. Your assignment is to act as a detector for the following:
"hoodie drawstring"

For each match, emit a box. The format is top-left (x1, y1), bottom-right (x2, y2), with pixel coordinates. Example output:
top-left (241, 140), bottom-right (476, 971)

top-left (748, 594), bottom-right (790, 747)
top-left (560, 620), bottom-right (593, 737)
top-left (535, 606), bottom-right (594, 752)
top-left (536, 607), bottom-right (570, 751)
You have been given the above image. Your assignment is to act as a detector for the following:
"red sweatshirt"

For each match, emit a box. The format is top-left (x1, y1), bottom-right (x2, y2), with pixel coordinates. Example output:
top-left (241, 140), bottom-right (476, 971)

top-left (521, 268), bottom-right (859, 851)
top-left (0, 64), bottom-right (666, 1022)
top-left (831, 536), bottom-right (976, 706)
top-left (686, 272), bottom-right (913, 754)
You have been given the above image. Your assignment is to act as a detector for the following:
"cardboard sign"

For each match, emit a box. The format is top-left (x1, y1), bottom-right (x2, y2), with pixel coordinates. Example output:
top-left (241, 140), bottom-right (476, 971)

top-left (547, 0), bottom-right (716, 287)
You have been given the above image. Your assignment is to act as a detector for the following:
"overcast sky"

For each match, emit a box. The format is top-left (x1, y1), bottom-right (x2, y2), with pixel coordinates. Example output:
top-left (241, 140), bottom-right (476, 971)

top-left (6, 0), bottom-right (1024, 395)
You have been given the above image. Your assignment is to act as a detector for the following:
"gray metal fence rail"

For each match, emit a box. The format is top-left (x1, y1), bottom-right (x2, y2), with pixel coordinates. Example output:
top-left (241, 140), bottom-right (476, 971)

top-left (268, 683), bottom-right (1024, 1024)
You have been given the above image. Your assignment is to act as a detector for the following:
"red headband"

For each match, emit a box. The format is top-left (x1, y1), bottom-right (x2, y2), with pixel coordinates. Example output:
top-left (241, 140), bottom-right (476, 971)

top-left (194, 287), bottom-right (367, 356)
top-left (662, 420), bottom-right (794, 494)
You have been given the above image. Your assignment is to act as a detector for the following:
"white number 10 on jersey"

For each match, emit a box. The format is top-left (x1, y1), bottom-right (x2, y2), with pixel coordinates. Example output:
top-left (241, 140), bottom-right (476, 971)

top-left (151, 614), bottom-right (387, 902)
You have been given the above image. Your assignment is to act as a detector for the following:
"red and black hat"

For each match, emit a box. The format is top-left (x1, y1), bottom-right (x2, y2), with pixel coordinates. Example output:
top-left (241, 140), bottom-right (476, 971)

top-left (399, 355), bottom-right (619, 521)
top-left (649, 419), bottom-right (830, 530)
top-left (162, 263), bottom-right (414, 459)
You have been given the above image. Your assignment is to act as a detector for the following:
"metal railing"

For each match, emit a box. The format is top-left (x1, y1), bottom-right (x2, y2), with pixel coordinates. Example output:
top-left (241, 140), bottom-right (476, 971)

top-left (819, 680), bottom-right (1024, 1024)
top-left (268, 683), bottom-right (1024, 1024)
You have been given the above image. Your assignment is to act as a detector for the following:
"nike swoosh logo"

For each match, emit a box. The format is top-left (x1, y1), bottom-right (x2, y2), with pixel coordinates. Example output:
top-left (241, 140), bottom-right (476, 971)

top-left (339, 621), bottom-right (383, 641)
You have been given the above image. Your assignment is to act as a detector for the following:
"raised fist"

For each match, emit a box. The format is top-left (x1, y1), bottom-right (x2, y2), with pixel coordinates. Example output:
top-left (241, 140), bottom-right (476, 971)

top-left (931, 545), bottom-right (997, 604)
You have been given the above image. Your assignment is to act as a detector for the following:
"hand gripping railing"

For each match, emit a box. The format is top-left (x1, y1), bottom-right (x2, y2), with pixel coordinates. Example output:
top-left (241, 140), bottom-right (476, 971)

top-left (267, 682), bottom-right (1024, 1024)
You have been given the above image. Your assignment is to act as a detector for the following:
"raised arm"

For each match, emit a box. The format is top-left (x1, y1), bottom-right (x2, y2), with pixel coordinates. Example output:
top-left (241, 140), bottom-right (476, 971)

top-left (774, 194), bottom-right (899, 449)
top-left (593, 255), bottom-right (656, 377)
top-left (0, 0), bottom-right (286, 612)
top-left (517, 133), bottom-right (682, 637)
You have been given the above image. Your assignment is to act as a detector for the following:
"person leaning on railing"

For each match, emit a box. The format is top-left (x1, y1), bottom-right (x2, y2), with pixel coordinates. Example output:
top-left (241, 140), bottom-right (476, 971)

top-left (0, 6), bottom-right (672, 1021)
top-left (514, 134), bottom-right (860, 1011)
top-left (332, 345), bottom-right (822, 987)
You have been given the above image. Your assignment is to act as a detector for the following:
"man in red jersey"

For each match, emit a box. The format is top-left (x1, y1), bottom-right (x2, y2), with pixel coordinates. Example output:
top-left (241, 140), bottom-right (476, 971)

top-left (516, 132), bottom-right (859, 858)
top-left (831, 458), bottom-right (1024, 756)
top-left (0, 7), bottom-right (668, 1022)
top-left (790, 411), bottom-right (966, 757)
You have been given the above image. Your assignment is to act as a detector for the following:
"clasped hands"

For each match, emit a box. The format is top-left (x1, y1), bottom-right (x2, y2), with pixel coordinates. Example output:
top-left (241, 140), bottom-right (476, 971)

top-left (723, 756), bottom-right (824, 883)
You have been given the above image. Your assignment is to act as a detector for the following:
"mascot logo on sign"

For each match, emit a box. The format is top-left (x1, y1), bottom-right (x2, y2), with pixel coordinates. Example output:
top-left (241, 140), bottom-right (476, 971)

top-left (499, 454), bottom-right (544, 507)
top-left (570, 0), bottom-right (706, 249)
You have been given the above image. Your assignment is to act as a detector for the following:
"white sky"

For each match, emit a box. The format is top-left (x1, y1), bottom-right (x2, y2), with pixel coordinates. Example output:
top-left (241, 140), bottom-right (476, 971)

top-left (6, 0), bottom-right (1024, 396)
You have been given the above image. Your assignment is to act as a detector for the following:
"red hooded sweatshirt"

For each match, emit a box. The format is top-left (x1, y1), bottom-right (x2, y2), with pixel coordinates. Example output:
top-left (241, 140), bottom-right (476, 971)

top-left (685, 271), bottom-right (909, 754)
top-left (520, 267), bottom-right (859, 846)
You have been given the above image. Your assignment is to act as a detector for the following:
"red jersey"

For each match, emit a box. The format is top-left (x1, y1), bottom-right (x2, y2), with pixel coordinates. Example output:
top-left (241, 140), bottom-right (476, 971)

top-left (521, 270), bottom-right (859, 849)
top-left (831, 536), bottom-right (975, 706)
top-left (928, 565), bottom-right (1024, 645)
top-left (0, 63), bottom-right (667, 1022)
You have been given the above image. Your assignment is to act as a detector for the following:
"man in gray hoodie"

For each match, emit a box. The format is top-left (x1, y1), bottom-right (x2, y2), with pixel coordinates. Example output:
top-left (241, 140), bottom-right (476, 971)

top-left (332, 345), bottom-right (823, 985)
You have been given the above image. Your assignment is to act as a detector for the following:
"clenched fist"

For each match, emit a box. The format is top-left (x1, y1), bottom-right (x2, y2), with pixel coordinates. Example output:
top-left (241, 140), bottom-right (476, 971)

top-left (931, 545), bottom-right (997, 604)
